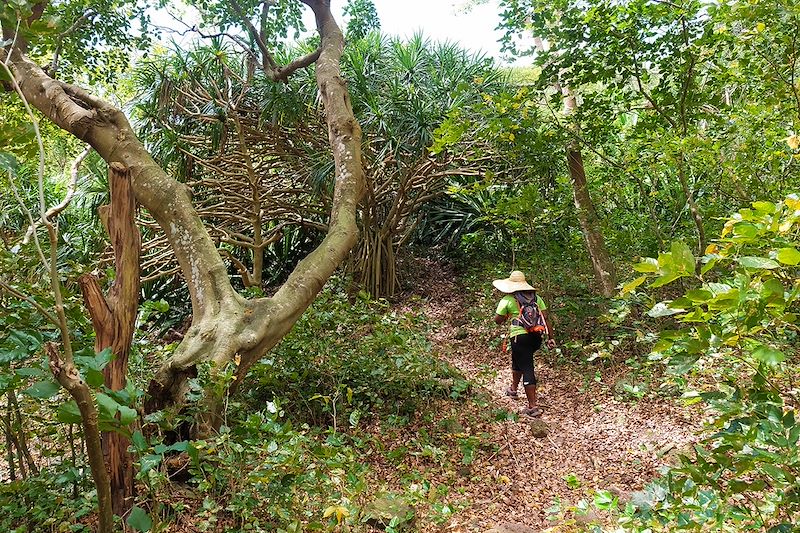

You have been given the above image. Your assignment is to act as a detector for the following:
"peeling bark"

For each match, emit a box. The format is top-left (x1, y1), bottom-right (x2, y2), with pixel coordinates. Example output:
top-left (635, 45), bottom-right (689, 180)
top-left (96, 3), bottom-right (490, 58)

top-left (78, 162), bottom-right (140, 516)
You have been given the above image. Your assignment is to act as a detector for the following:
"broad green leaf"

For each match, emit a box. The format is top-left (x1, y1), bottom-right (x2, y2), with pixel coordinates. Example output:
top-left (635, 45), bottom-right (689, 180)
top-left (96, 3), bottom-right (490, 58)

top-left (671, 241), bottom-right (695, 273)
top-left (139, 454), bottom-right (162, 474)
top-left (96, 392), bottom-right (121, 418)
top-left (15, 367), bottom-right (44, 377)
top-left (0, 152), bottom-right (19, 174)
top-left (131, 431), bottom-right (147, 452)
top-left (632, 258), bottom-right (658, 273)
top-left (685, 289), bottom-right (713, 302)
top-left (126, 506), bottom-right (152, 532)
top-left (752, 201), bottom-right (776, 214)
top-left (652, 338), bottom-right (674, 352)
top-left (57, 400), bottom-right (82, 424)
top-left (593, 490), bottom-right (615, 510)
top-left (620, 276), bottom-right (647, 295)
top-left (761, 279), bottom-right (785, 299)
top-left (649, 272), bottom-right (681, 288)
top-left (118, 405), bottom-right (137, 425)
top-left (0, 374), bottom-right (12, 392)
top-left (776, 247), bottom-right (800, 266)
top-left (168, 441), bottom-right (189, 452)
top-left (732, 221), bottom-right (758, 239)
top-left (707, 283), bottom-right (732, 295)
top-left (84, 368), bottom-right (105, 388)
top-left (700, 256), bottom-right (718, 275)
top-left (738, 256), bottom-right (780, 269)
top-left (752, 345), bottom-right (785, 365)
top-left (24, 380), bottom-right (60, 399)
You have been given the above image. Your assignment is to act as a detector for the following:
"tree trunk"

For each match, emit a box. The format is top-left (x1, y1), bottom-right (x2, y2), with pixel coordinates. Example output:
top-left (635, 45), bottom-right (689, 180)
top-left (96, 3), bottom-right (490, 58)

top-left (3, 395), bottom-right (17, 481)
top-left (676, 154), bottom-right (706, 255)
top-left (78, 162), bottom-right (140, 517)
top-left (566, 144), bottom-right (617, 297)
top-left (533, 37), bottom-right (616, 296)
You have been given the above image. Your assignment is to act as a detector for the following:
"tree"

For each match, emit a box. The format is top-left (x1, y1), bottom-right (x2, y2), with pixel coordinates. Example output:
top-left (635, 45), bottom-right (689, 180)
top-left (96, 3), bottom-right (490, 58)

top-left (2, 0), bottom-right (365, 438)
top-left (497, 0), bottom-right (716, 258)
top-left (343, 0), bottom-right (380, 41)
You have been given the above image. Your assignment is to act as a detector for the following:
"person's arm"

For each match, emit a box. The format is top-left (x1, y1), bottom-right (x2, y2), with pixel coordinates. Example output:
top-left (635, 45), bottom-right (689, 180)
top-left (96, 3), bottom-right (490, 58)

top-left (494, 295), bottom-right (510, 325)
top-left (541, 310), bottom-right (556, 348)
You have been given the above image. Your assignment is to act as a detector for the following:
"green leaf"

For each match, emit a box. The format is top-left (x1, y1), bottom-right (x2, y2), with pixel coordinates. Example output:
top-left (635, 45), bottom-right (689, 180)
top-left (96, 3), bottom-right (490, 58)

top-left (131, 431), bottom-right (147, 452)
top-left (738, 256), bottom-right (780, 269)
top-left (15, 367), bottom-right (44, 377)
top-left (685, 289), bottom-right (713, 302)
top-left (96, 392), bottom-right (120, 418)
top-left (632, 258), bottom-right (658, 273)
top-left (84, 368), bottom-right (105, 388)
top-left (168, 441), bottom-right (189, 452)
top-left (732, 221), bottom-right (758, 239)
top-left (593, 489), bottom-right (615, 510)
top-left (700, 257), bottom-right (718, 275)
top-left (0, 152), bottom-right (19, 174)
top-left (671, 241), bottom-right (695, 273)
top-left (752, 201), bottom-right (776, 214)
top-left (776, 247), bottom-right (800, 266)
top-left (620, 275), bottom-right (647, 295)
top-left (23, 380), bottom-right (60, 399)
top-left (761, 278), bottom-right (785, 299)
top-left (57, 400), bottom-right (82, 424)
top-left (118, 405), bottom-right (137, 425)
top-left (752, 345), bottom-right (785, 365)
top-left (126, 506), bottom-right (152, 532)
top-left (649, 271), bottom-right (682, 288)
top-left (139, 454), bottom-right (162, 474)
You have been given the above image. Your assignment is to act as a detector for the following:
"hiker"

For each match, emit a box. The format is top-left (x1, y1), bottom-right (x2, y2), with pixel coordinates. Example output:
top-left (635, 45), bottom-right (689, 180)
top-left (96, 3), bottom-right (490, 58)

top-left (493, 270), bottom-right (556, 418)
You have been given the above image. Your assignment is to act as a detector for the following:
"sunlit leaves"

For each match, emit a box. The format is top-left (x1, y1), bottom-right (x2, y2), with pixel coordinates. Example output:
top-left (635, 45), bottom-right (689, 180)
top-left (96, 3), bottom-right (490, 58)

top-left (620, 194), bottom-right (799, 529)
top-left (738, 256), bottom-right (780, 269)
top-left (751, 344), bottom-right (785, 365)
top-left (776, 247), bottom-right (800, 265)
top-left (636, 241), bottom-right (695, 288)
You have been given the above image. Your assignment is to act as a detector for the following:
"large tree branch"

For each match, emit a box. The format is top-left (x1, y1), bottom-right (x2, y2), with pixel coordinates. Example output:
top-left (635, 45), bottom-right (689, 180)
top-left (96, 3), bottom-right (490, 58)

top-left (229, 0), bottom-right (321, 82)
top-left (4, 49), bottom-right (237, 319)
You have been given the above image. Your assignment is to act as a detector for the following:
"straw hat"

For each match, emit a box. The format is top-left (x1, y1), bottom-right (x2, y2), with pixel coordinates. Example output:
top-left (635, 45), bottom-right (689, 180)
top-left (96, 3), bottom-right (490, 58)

top-left (492, 270), bottom-right (536, 293)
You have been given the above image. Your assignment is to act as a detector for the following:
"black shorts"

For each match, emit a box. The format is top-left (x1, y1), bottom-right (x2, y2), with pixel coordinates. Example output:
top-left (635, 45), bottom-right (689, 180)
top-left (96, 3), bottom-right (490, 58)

top-left (510, 332), bottom-right (542, 387)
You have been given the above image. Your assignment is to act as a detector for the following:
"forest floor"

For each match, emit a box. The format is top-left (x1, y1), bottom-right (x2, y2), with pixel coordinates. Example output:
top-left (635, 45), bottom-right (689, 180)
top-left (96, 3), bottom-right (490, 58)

top-left (382, 258), bottom-right (703, 532)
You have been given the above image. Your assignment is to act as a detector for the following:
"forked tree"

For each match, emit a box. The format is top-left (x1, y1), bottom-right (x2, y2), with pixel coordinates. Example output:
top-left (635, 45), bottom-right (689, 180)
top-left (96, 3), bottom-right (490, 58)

top-left (2, 0), bottom-right (364, 438)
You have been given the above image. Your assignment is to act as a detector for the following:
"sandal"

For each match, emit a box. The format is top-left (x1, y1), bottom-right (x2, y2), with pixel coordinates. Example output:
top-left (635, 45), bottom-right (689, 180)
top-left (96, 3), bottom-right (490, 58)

top-left (521, 406), bottom-right (544, 418)
top-left (504, 388), bottom-right (519, 399)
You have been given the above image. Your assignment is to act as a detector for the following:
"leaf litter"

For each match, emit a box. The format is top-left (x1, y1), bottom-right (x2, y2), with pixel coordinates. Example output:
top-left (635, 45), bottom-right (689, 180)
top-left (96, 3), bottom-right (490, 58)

top-left (371, 258), bottom-right (702, 531)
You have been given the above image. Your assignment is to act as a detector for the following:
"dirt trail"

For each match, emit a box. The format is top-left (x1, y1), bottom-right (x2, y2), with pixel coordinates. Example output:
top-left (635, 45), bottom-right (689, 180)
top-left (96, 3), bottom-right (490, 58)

top-left (404, 259), bottom-right (700, 531)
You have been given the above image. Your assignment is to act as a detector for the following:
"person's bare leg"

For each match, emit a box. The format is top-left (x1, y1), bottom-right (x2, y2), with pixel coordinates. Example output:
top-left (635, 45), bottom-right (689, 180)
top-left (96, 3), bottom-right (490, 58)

top-left (523, 383), bottom-right (538, 410)
top-left (511, 370), bottom-right (522, 392)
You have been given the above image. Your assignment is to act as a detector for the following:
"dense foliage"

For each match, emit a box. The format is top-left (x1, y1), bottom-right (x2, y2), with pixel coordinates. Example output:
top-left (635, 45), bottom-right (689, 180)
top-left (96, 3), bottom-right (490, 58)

top-left (2, 0), bottom-right (800, 531)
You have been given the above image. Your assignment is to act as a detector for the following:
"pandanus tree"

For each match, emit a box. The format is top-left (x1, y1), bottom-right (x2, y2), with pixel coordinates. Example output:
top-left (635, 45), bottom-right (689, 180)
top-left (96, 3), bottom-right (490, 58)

top-left (134, 31), bottom-right (503, 297)
top-left (2, 0), bottom-right (364, 525)
top-left (133, 41), bottom-right (330, 287)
